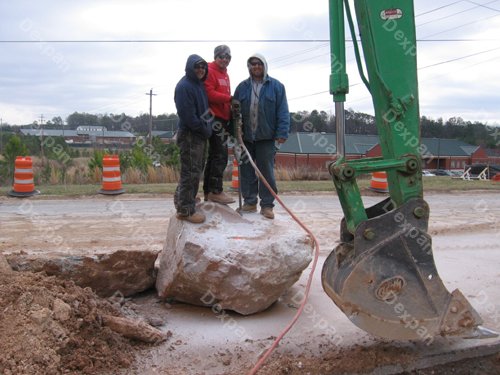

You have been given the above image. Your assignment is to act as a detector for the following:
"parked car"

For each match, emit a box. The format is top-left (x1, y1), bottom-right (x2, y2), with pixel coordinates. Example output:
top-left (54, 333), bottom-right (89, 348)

top-left (450, 170), bottom-right (464, 177)
top-left (433, 169), bottom-right (453, 176)
top-left (422, 170), bottom-right (435, 176)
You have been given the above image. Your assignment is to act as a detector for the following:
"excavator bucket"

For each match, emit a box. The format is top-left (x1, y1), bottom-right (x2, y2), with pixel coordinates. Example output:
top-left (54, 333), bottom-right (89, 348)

top-left (322, 197), bottom-right (496, 340)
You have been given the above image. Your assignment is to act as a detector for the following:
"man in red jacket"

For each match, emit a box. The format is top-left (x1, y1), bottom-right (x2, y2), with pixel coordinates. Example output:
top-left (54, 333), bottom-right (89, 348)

top-left (202, 45), bottom-right (235, 204)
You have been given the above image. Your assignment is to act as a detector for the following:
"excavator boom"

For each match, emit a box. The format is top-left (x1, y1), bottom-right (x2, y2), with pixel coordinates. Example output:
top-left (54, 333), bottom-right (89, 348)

top-left (322, 0), bottom-right (496, 340)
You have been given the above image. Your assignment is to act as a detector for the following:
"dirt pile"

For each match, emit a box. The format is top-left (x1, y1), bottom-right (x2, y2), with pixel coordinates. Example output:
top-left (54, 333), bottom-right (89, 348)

top-left (0, 262), bottom-right (139, 375)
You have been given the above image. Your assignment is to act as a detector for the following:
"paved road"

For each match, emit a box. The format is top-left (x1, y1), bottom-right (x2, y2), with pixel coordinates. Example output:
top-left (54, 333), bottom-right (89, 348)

top-left (1, 192), bottom-right (498, 255)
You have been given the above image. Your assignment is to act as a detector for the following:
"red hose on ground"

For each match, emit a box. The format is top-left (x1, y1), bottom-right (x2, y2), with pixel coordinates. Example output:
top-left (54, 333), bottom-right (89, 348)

top-left (238, 142), bottom-right (321, 375)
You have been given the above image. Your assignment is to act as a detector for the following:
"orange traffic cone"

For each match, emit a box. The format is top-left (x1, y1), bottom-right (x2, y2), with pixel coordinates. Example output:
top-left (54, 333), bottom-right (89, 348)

top-left (8, 156), bottom-right (40, 197)
top-left (369, 171), bottom-right (389, 193)
top-left (230, 158), bottom-right (239, 191)
top-left (99, 155), bottom-right (125, 195)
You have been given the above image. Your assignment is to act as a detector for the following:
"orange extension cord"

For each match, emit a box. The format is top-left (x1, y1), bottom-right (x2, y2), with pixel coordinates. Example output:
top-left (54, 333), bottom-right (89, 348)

top-left (237, 142), bottom-right (321, 375)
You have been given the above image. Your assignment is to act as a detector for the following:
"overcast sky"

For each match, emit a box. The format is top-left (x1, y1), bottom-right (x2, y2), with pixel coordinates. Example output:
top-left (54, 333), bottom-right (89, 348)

top-left (1, 0), bottom-right (500, 128)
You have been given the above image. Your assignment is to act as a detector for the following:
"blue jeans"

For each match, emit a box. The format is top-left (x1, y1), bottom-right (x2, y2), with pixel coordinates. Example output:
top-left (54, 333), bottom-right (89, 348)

top-left (174, 129), bottom-right (207, 216)
top-left (240, 140), bottom-right (277, 208)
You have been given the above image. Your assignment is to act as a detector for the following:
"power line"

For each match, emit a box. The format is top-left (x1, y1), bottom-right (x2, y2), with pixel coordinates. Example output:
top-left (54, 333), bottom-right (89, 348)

top-left (0, 39), bottom-right (332, 43)
top-left (275, 52), bottom-right (331, 69)
top-left (419, 46), bottom-right (500, 69)
top-left (288, 46), bottom-right (500, 102)
top-left (270, 0), bottom-right (500, 70)
top-left (417, 0), bottom-right (500, 27)
top-left (465, 0), bottom-right (500, 12)
top-left (418, 53), bottom-right (500, 85)
top-left (415, 1), bottom-right (464, 17)
top-left (422, 13), bottom-right (500, 39)
top-left (270, 43), bottom-right (329, 63)
top-left (1, 38), bottom-right (500, 44)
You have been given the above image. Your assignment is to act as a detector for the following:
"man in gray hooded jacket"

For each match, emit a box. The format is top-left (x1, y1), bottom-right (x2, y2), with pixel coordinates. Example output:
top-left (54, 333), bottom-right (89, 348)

top-left (233, 53), bottom-right (290, 219)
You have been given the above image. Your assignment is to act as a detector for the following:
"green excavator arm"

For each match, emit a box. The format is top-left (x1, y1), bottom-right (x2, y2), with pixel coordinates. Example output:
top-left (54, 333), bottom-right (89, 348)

top-left (322, 0), bottom-right (497, 340)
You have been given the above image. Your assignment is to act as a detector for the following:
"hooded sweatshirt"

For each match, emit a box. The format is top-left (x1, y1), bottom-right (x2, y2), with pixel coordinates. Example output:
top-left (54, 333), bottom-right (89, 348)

top-left (233, 53), bottom-right (290, 142)
top-left (174, 54), bottom-right (212, 139)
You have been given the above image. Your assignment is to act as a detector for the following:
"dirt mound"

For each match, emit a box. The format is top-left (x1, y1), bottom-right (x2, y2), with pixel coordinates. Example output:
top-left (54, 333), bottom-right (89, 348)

top-left (0, 265), bottom-right (138, 375)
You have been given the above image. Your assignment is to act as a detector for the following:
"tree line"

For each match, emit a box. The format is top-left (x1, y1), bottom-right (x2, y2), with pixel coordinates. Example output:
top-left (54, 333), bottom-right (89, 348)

top-left (290, 109), bottom-right (499, 149)
top-left (2, 109), bottom-right (499, 149)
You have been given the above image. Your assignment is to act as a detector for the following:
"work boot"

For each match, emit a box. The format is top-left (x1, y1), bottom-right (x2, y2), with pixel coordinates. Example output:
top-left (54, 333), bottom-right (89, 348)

top-left (260, 207), bottom-right (274, 220)
top-left (240, 203), bottom-right (257, 213)
top-left (176, 211), bottom-right (206, 224)
top-left (207, 191), bottom-right (235, 204)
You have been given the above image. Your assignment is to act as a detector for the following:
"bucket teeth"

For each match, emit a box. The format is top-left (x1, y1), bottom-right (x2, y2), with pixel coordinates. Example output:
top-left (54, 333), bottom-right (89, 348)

top-left (439, 289), bottom-right (483, 337)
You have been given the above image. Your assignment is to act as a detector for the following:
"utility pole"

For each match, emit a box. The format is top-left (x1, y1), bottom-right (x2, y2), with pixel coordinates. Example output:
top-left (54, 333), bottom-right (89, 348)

top-left (39, 114), bottom-right (44, 161)
top-left (0, 118), bottom-right (3, 154)
top-left (437, 138), bottom-right (441, 170)
top-left (145, 89), bottom-right (157, 145)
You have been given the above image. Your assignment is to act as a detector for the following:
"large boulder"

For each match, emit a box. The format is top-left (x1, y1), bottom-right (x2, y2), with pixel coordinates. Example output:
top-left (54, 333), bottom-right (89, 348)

top-left (156, 202), bottom-right (313, 315)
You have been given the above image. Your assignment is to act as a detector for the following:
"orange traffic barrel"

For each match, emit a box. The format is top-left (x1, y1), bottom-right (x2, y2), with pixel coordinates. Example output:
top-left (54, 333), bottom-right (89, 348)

top-left (230, 158), bottom-right (239, 191)
top-left (369, 171), bottom-right (389, 193)
top-left (99, 155), bottom-right (124, 195)
top-left (8, 156), bottom-right (40, 197)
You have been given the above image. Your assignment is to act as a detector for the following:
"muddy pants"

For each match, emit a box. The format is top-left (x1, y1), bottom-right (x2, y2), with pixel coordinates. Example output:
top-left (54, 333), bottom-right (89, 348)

top-left (174, 129), bottom-right (207, 216)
